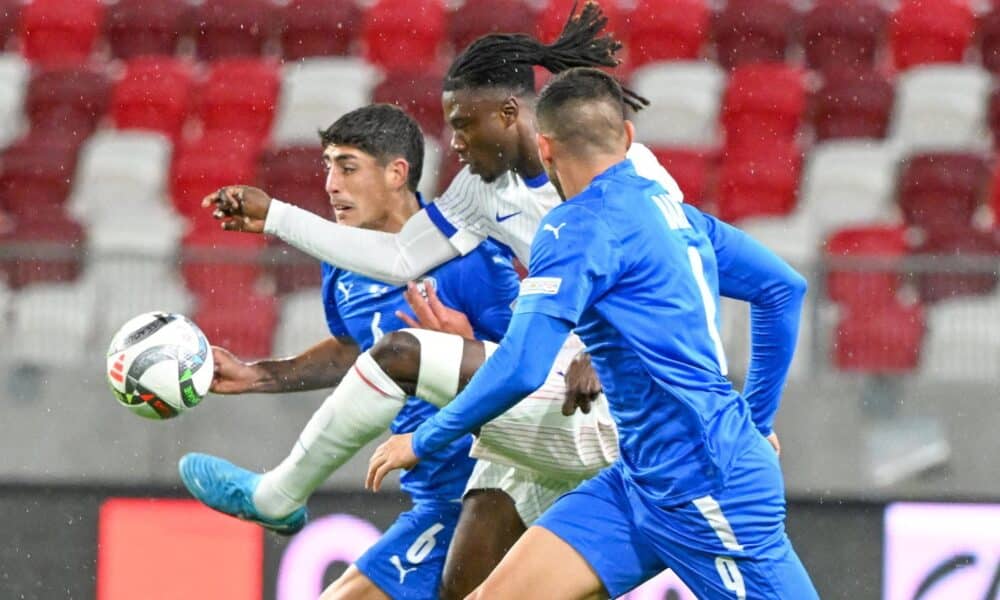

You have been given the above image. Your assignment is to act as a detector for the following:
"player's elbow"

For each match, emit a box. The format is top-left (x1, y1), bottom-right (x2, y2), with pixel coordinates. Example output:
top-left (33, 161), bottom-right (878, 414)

top-left (786, 270), bottom-right (808, 303)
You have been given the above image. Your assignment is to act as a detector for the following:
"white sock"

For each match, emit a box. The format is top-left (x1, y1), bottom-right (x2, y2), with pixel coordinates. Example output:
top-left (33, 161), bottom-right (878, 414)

top-left (253, 352), bottom-right (407, 518)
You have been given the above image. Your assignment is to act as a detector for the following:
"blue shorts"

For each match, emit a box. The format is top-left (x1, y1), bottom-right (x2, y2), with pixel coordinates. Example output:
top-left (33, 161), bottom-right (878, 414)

top-left (536, 435), bottom-right (818, 599)
top-left (355, 499), bottom-right (462, 600)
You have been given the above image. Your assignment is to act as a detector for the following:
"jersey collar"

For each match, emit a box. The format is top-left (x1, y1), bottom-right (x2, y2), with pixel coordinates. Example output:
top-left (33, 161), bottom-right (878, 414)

top-left (592, 158), bottom-right (636, 184)
top-left (522, 171), bottom-right (550, 188)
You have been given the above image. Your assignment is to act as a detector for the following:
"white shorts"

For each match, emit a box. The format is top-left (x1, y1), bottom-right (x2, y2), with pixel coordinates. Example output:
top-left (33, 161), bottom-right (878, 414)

top-left (464, 458), bottom-right (583, 526)
top-left (472, 333), bottom-right (620, 479)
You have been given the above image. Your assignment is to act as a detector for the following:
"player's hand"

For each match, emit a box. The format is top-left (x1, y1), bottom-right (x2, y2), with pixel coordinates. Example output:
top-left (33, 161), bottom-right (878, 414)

top-left (366, 433), bottom-right (419, 492)
top-left (202, 185), bottom-right (271, 234)
top-left (209, 346), bottom-right (261, 394)
top-left (396, 280), bottom-right (476, 340)
top-left (562, 351), bottom-right (602, 416)
top-left (766, 432), bottom-right (781, 457)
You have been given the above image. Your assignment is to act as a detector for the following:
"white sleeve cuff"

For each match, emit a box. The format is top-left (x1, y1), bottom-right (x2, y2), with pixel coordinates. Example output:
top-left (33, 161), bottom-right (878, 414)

top-left (263, 198), bottom-right (291, 236)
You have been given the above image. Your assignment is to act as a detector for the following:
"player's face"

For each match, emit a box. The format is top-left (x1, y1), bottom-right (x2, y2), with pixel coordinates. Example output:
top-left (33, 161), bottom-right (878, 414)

top-left (322, 144), bottom-right (394, 230)
top-left (443, 90), bottom-right (518, 183)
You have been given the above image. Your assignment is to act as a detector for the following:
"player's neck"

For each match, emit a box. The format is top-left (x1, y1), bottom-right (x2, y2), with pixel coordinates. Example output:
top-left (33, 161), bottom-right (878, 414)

top-left (557, 154), bottom-right (626, 200)
top-left (377, 191), bottom-right (421, 233)
top-left (513, 119), bottom-right (546, 180)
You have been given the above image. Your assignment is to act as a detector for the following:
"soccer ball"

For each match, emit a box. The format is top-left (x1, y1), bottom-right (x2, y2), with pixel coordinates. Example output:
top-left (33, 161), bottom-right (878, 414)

top-left (106, 312), bottom-right (214, 420)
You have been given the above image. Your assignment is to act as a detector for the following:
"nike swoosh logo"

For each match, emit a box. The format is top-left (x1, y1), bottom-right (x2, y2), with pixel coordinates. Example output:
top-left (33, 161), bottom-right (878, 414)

top-left (496, 210), bottom-right (522, 223)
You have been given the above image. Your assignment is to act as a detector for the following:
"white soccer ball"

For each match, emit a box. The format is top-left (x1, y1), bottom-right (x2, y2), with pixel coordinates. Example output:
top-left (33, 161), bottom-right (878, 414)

top-left (106, 312), bottom-right (214, 420)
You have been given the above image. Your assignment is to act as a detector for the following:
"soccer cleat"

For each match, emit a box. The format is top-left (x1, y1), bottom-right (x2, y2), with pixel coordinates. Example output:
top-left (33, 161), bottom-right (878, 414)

top-left (178, 452), bottom-right (307, 535)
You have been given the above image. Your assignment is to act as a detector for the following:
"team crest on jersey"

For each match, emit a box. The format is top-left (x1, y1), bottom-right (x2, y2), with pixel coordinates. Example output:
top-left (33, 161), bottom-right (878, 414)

top-left (519, 277), bottom-right (562, 296)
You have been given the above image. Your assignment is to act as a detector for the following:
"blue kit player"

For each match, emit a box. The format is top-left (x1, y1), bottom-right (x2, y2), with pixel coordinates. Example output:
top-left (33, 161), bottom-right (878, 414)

top-left (366, 70), bottom-right (819, 599)
top-left (179, 104), bottom-right (520, 600)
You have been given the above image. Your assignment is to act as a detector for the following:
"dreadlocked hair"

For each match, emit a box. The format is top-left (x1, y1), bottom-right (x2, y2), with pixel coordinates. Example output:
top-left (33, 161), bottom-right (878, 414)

top-left (443, 1), bottom-right (650, 113)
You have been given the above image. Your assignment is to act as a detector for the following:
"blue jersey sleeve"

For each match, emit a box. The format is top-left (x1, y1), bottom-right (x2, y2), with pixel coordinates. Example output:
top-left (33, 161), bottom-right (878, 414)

top-left (412, 311), bottom-right (572, 458)
top-left (449, 243), bottom-right (519, 343)
top-left (684, 205), bottom-right (808, 436)
top-left (320, 263), bottom-right (350, 338)
top-left (513, 206), bottom-right (623, 324)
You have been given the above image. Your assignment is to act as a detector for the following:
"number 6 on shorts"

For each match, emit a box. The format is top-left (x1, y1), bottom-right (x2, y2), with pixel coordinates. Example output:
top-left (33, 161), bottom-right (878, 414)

top-left (405, 522), bottom-right (445, 564)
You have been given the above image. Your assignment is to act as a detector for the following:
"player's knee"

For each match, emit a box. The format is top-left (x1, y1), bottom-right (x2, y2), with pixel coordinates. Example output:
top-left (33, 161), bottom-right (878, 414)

top-left (368, 330), bottom-right (421, 383)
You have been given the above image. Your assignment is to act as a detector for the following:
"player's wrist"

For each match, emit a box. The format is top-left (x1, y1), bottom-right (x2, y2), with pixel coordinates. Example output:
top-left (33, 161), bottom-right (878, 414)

top-left (262, 197), bottom-right (288, 236)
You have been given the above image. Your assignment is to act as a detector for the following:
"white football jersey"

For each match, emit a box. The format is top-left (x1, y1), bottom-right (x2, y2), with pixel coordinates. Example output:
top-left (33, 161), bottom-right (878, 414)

top-left (425, 142), bottom-right (683, 265)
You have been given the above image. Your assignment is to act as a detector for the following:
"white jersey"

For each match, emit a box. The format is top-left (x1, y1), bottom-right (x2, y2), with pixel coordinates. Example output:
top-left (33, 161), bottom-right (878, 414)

top-left (425, 142), bottom-right (683, 265)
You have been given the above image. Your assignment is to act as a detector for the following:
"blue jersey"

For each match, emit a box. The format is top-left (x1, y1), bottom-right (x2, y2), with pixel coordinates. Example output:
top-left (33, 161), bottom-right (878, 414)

top-left (321, 241), bottom-right (519, 502)
top-left (515, 159), bottom-right (804, 506)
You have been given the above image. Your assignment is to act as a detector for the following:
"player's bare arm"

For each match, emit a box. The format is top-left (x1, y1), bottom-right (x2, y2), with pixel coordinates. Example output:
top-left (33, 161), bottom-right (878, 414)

top-left (210, 336), bottom-right (360, 395)
top-left (396, 280), bottom-right (476, 339)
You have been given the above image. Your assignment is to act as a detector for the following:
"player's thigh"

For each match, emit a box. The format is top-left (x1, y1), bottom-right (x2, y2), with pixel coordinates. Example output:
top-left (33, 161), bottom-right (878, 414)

top-left (469, 526), bottom-right (607, 600)
top-left (319, 565), bottom-right (391, 600)
top-left (354, 500), bottom-right (462, 600)
top-left (439, 488), bottom-right (526, 600)
top-left (527, 466), bottom-right (665, 598)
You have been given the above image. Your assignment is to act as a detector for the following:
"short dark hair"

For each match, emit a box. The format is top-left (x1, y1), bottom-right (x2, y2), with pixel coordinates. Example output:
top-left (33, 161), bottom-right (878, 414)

top-left (443, 1), bottom-right (644, 108)
top-left (537, 67), bottom-right (640, 155)
top-left (319, 104), bottom-right (424, 193)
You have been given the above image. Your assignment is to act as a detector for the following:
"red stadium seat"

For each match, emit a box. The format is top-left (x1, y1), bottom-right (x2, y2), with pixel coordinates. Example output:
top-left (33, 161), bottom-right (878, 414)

top-left (913, 226), bottom-right (999, 302)
top-left (980, 9), bottom-right (1000, 75)
top-left (181, 228), bottom-right (266, 300)
top-left (721, 63), bottom-right (806, 152)
top-left (897, 152), bottom-right (988, 231)
top-left (197, 58), bottom-right (280, 141)
top-left (258, 146), bottom-right (329, 293)
top-left (192, 0), bottom-right (276, 61)
top-left (0, 136), bottom-right (79, 219)
top-left (106, 0), bottom-right (189, 60)
top-left (627, 0), bottom-right (709, 69)
top-left (194, 291), bottom-right (276, 358)
top-left (25, 66), bottom-right (110, 142)
top-left (171, 135), bottom-right (262, 224)
top-left (825, 225), bottom-right (909, 307)
top-left (812, 68), bottom-right (893, 141)
top-left (373, 72), bottom-right (445, 137)
top-left (19, 0), bottom-right (103, 67)
top-left (111, 57), bottom-right (195, 141)
top-left (889, 0), bottom-right (974, 71)
top-left (537, 0), bottom-right (625, 45)
top-left (280, 0), bottom-right (360, 60)
top-left (364, 0), bottom-right (447, 75)
top-left (0, 214), bottom-right (84, 288)
top-left (712, 0), bottom-right (797, 70)
top-left (716, 143), bottom-right (801, 223)
top-left (0, 0), bottom-right (21, 50)
top-left (834, 301), bottom-right (925, 373)
top-left (803, 0), bottom-right (886, 72)
top-left (648, 147), bottom-right (713, 210)
top-left (449, 0), bottom-right (535, 55)
top-left (986, 86), bottom-right (1000, 146)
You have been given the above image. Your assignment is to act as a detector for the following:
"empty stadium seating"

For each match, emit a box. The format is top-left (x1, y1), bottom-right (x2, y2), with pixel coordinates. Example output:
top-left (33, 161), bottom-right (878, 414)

top-left (803, 0), bottom-right (886, 72)
top-left (0, 54), bottom-right (28, 148)
top-left (364, 0), bottom-right (446, 74)
top-left (0, 215), bottom-right (85, 289)
top-left (19, 0), bottom-right (103, 67)
top-left (825, 224), bottom-right (909, 307)
top-left (191, 0), bottom-right (275, 61)
top-left (197, 59), bottom-right (280, 141)
top-left (716, 142), bottom-right (802, 223)
top-left (273, 288), bottom-right (325, 356)
top-left (627, 0), bottom-right (709, 69)
top-left (24, 66), bottom-right (110, 142)
top-left (913, 226), bottom-right (999, 302)
top-left (834, 300), bottom-right (925, 373)
top-left (721, 63), bottom-right (807, 154)
top-left (280, 0), bottom-right (360, 60)
top-left (648, 147), bottom-right (712, 209)
top-left (890, 64), bottom-right (992, 153)
top-left (374, 72), bottom-right (445, 138)
top-left (631, 60), bottom-right (725, 147)
top-left (812, 69), bottom-right (893, 142)
top-left (449, 0), bottom-right (535, 55)
top-left (105, 0), bottom-right (188, 60)
top-left (890, 0), bottom-right (974, 71)
top-left (897, 152), bottom-right (989, 231)
top-left (170, 135), bottom-right (261, 223)
top-left (0, 135), bottom-right (79, 219)
top-left (712, 0), bottom-right (797, 70)
top-left (110, 57), bottom-right (196, 141)
top-left (194, 291), bottom-right (277, 359)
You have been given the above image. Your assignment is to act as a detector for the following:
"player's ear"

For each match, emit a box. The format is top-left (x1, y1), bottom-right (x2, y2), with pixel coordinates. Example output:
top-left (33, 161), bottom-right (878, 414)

top-left (385, 157), bottom-right (410, 192)
top-left (537, 133), bottom-right (554, 165)
top-left (623, 119), bottom-right (635, 149)
top-left (500, 96), bottom-right (519, 127)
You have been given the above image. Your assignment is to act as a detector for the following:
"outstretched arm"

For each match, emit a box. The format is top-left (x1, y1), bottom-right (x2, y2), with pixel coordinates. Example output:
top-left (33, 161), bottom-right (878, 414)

top-left (687, 206), bottom-right (807, 437)
top-left (365, 311), bottom-right (573, 490)
top-left (203, 186), bottom-right (462, 286)
top-left (211, 336), bottom-right (361, 395)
